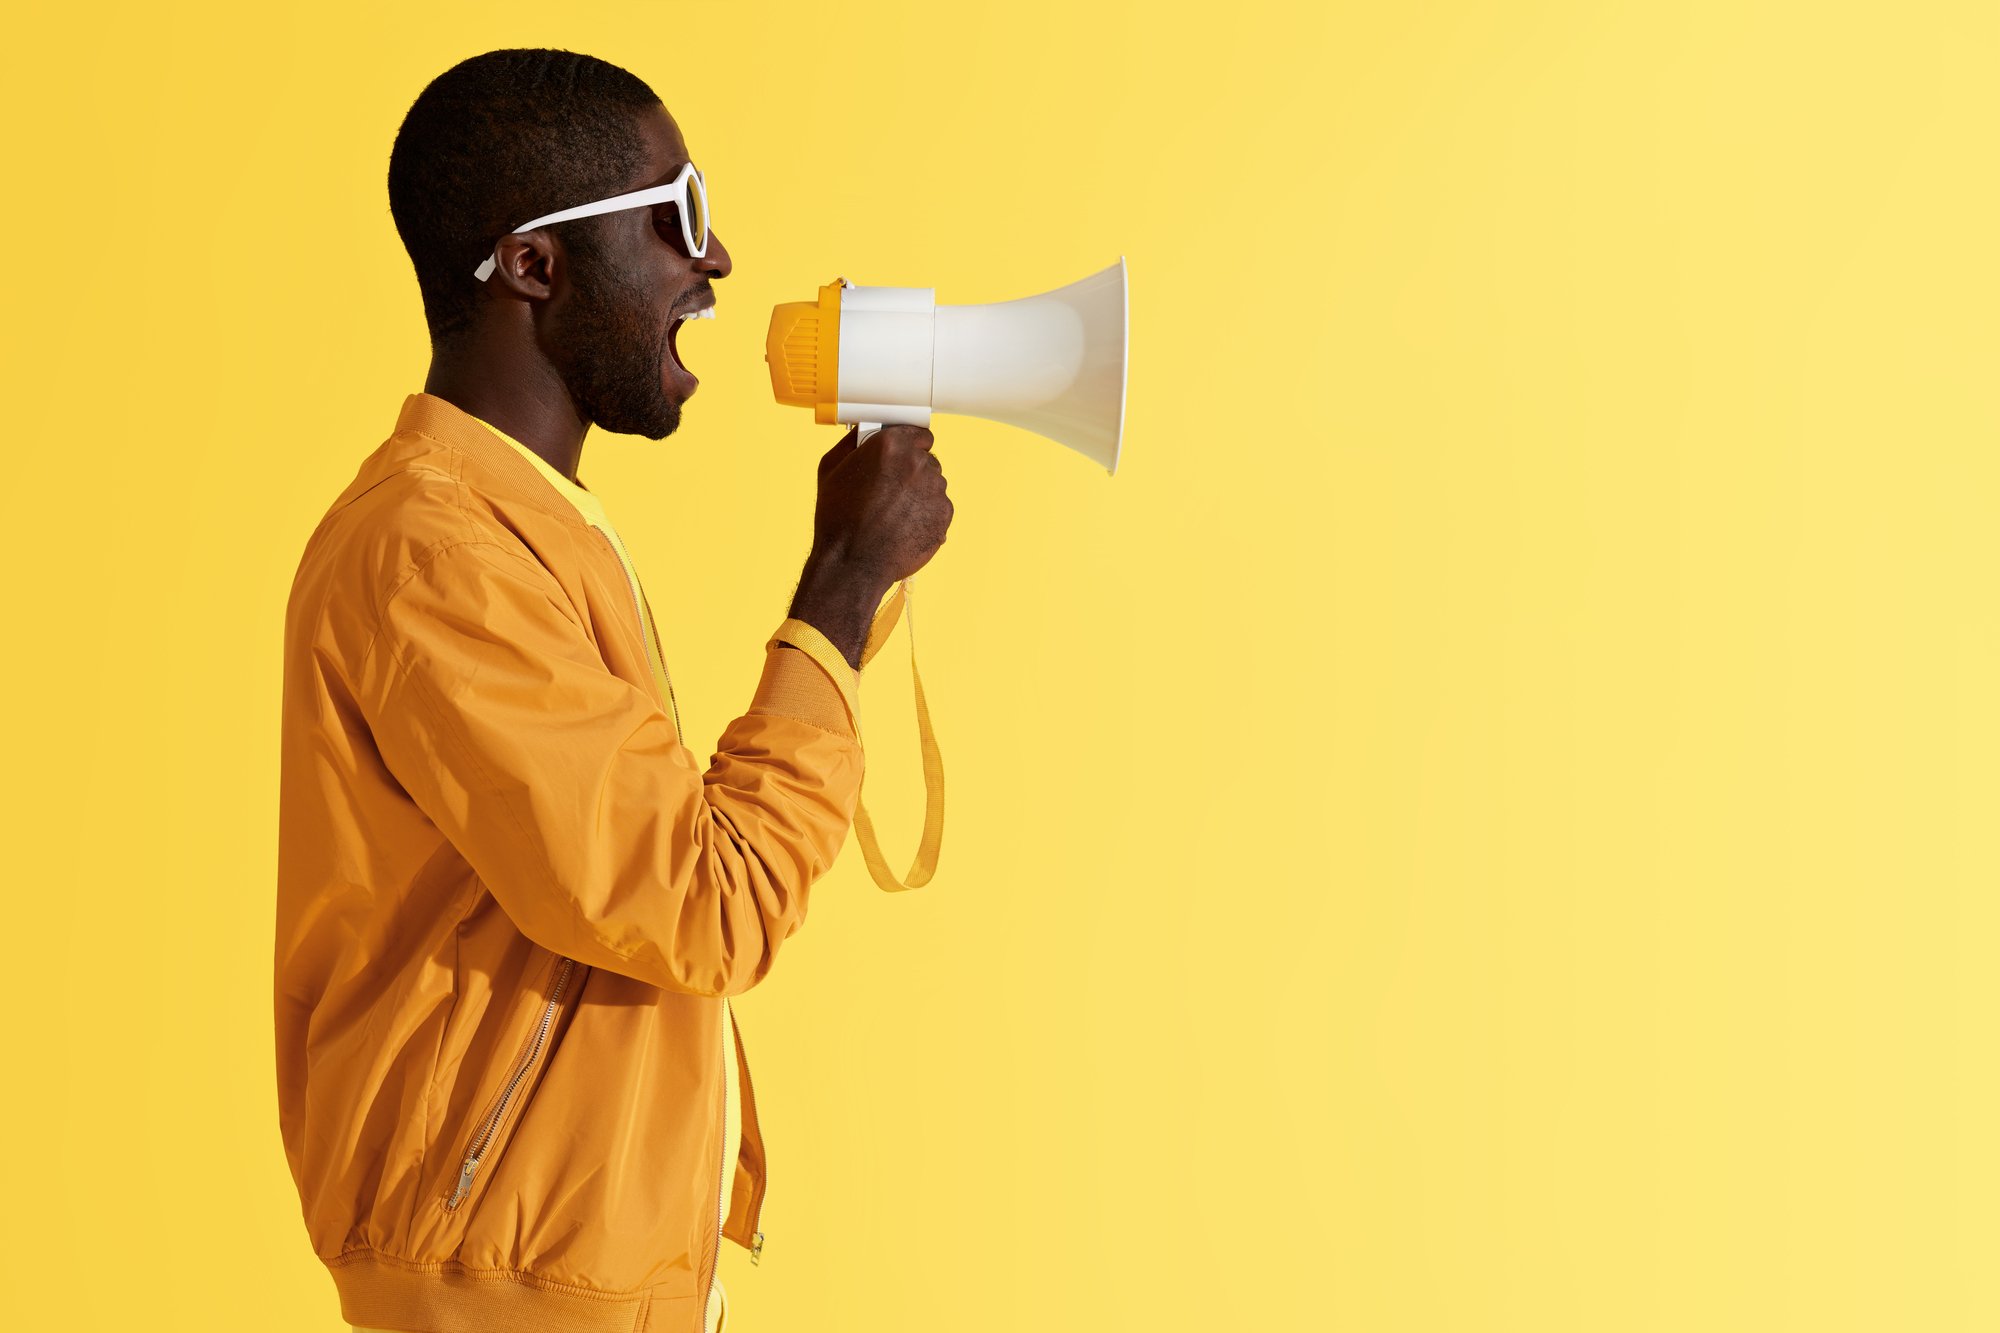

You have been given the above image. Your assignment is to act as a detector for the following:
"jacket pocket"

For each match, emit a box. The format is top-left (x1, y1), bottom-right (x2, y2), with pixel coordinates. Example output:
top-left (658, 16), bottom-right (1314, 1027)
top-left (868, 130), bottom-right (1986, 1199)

top-left (440, 952), bottom-right (582, 1212)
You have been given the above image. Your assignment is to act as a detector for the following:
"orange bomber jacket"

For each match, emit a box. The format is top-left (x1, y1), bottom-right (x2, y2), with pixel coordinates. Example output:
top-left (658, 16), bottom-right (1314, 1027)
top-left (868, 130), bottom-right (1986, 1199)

top-left (275, 392), bottom-right (865, 1333)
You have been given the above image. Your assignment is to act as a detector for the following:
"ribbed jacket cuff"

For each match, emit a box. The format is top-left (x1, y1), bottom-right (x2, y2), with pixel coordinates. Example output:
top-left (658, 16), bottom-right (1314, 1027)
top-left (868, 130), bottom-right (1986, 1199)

top-left (748, 621), bottom-right (859, 740)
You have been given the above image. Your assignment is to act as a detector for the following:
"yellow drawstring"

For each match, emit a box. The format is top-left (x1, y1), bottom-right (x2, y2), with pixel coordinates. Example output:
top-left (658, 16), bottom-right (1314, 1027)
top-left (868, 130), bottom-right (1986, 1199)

top-left (768, 574), bottom-right (944, 891)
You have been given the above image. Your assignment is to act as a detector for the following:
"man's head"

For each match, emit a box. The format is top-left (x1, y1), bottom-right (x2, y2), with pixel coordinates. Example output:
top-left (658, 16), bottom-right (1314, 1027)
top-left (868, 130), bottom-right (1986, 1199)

top-left (388, 48), bottom-right (731, 439)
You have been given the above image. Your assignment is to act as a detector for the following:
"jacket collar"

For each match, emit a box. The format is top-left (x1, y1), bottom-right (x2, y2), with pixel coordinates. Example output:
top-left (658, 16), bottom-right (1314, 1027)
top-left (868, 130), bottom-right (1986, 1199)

top-left (389, 391), bottom-right (594, 531)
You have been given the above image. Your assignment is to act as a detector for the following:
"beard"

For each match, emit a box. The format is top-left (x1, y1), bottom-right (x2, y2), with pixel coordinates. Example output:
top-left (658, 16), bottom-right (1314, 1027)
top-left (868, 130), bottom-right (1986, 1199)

top-left (542, 236), bottom-right (682, 440)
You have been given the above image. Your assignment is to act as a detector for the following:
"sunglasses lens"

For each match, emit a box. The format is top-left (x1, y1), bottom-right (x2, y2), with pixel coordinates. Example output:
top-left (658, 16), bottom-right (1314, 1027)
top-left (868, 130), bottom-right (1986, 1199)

top-left (686, 171), bottom-right (709, 253)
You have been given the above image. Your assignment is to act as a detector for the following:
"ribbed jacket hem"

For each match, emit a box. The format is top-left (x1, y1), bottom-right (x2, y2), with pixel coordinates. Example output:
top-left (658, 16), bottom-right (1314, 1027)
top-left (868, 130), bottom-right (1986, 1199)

top-left (328, 1247), bottom-right (704, 1333)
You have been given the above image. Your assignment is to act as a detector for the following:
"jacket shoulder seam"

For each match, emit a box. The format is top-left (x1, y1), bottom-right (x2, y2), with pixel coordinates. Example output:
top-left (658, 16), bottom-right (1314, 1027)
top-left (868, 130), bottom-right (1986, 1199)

top-left (446, 462), bottom-right (590, 620)
top-left (354, 534), bottom-right (579, 680)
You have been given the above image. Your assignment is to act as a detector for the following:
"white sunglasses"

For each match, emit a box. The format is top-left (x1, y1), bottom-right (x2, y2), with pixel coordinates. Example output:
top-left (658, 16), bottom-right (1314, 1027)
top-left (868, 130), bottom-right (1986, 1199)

top-left (473, 161), bottom-right (710, 282)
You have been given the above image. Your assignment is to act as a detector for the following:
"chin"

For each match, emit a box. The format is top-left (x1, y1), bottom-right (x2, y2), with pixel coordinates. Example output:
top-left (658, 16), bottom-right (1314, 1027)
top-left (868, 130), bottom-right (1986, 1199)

top-left (644, 397), bottom-right (684, 439)
top-left (592, 391), bottom-right (681, 441)
top-left (660, 398), bottom-right (697, 437)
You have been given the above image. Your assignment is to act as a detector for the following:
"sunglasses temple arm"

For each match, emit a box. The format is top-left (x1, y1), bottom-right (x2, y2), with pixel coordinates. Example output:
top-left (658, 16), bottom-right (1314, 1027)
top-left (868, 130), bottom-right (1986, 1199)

top-left (472, 176), bottom-right (704, 279)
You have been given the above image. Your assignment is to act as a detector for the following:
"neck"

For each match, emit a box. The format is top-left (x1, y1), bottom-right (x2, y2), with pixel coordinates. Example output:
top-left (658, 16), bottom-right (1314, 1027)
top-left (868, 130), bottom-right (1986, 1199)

top-left (423, 333), bottom-right (589, 483)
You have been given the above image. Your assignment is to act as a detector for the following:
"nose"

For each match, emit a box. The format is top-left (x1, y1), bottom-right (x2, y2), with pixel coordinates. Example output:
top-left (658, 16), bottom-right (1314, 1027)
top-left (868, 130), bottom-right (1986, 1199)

top-left (698, 229), bottom-right (732, 281)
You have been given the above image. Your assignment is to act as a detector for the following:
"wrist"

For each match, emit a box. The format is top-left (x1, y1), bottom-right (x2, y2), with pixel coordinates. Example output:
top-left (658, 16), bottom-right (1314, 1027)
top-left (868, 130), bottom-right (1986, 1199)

top-left (788, 555), bottom-right (888, 671)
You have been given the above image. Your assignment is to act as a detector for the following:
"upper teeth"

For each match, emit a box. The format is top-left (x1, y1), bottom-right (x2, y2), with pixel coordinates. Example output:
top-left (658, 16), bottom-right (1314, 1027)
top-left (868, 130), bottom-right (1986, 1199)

top-left (679, 308), bottom-right (715, 321)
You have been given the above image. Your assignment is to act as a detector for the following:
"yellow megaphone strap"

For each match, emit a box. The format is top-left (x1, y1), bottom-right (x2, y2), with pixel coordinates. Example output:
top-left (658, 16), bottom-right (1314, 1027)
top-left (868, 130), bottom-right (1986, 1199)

top-left (767, 575), bottom-right (943, 891)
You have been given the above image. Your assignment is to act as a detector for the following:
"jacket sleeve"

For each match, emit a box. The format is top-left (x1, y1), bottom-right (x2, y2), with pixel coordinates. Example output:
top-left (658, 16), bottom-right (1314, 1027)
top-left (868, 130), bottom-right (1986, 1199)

top-left (356, 536), bottom-right (865, 997)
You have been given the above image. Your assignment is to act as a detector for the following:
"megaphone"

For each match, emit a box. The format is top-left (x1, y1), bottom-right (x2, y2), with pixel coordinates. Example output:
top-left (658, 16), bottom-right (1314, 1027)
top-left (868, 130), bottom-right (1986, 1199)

top-left (761, 259), bottom-right (1129, 899)
top-left (764, 257), bottom-right (1128, 472)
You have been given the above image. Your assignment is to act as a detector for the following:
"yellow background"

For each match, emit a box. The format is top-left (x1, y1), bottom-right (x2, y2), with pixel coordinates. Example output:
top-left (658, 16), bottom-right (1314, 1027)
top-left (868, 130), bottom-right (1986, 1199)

top-left (4, 1), bottom-right (1997, 1329)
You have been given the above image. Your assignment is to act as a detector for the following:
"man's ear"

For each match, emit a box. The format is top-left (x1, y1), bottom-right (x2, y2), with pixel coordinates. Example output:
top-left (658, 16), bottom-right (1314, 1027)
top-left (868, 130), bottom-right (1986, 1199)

top-left (487, 232), bottom-right (559, 300)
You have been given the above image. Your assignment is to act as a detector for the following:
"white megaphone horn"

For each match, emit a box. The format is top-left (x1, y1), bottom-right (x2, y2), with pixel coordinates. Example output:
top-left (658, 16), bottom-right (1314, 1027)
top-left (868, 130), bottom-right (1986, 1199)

top-left (764, 257), bottom-right (1128, 472)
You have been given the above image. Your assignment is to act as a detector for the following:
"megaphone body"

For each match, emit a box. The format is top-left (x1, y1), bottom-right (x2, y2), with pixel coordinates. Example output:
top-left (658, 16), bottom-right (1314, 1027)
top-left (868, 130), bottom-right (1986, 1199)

top-left (765, 257), bottom-right (1128, 473)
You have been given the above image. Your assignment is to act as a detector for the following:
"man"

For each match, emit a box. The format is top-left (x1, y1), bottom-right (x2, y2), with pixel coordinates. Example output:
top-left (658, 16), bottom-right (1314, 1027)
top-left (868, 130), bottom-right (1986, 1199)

top-left (274, 48), bottom-right (952, 1333)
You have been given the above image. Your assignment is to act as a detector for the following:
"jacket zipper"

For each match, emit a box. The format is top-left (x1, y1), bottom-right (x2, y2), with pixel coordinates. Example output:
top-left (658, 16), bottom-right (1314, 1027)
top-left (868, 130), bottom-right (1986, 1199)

top-left (703, 998), bottom-right (732, 1333)
top-left (733, 1003), bottom-right (766, 1267)
top-left (445, 956), bottom-right (578, 1210)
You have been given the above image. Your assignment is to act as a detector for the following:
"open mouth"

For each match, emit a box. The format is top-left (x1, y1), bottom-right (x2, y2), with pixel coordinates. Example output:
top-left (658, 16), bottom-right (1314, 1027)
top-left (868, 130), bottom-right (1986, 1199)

top-left (668, 305), bottom-right (715, 377)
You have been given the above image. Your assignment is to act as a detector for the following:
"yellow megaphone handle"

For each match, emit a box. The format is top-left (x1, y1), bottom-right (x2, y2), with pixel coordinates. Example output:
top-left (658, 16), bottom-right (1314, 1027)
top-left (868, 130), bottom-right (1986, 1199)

top-left (772, 574), bottom-right (944, 891)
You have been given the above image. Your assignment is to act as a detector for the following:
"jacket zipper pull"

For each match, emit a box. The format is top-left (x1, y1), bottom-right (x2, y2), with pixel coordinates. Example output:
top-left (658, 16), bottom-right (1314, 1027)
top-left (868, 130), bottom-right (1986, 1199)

top-left (750, 1230), bottom-right (765, 1266)
top-left (447, 1154), bottom-right (482, 1209)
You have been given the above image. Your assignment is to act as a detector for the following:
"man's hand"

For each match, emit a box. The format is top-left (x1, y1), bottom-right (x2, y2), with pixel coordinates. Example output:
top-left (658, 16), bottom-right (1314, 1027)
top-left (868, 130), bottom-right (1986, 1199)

top-left (789, 425), bottom-right (954, 669)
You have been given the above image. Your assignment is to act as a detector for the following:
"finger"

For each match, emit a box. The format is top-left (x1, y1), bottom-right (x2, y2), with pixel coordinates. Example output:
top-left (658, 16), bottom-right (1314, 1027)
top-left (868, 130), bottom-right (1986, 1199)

top-left (819, 425), bottom-right (860, 478)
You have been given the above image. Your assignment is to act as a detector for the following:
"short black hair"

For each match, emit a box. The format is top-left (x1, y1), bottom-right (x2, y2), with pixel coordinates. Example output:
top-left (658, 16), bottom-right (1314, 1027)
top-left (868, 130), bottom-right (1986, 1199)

top-left (388, 48), bottom-right (661, 344)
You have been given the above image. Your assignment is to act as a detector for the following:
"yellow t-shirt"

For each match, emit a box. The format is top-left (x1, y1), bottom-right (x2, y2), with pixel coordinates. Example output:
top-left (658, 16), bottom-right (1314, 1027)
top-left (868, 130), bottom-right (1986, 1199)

top-left (353, 413), bottom-right (739, 1332)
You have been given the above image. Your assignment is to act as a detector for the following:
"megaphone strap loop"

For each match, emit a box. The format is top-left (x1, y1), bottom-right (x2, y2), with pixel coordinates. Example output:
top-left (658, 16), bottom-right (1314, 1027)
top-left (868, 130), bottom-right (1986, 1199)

top-left (768, 577), bottom-right (943, 892)
top-left (852, 576), bottom-right (943, 891)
